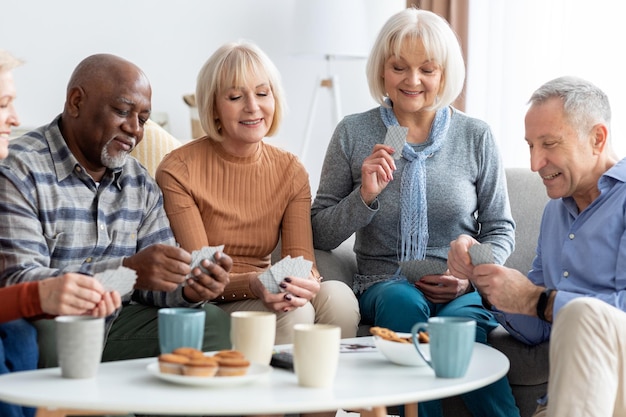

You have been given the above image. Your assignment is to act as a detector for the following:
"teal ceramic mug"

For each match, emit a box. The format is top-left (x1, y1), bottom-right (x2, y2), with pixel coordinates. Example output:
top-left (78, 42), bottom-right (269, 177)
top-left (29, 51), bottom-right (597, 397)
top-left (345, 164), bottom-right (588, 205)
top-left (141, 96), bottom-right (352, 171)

top-left (411, 317), bottom-right (476, 378)
top-left (158, 307), bottom-right (205, 354)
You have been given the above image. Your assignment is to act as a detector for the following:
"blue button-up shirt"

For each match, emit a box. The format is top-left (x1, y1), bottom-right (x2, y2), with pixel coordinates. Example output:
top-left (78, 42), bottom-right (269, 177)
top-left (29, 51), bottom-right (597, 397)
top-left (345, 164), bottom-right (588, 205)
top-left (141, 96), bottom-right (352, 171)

top-left (493, 158), bottom-right (626, 345)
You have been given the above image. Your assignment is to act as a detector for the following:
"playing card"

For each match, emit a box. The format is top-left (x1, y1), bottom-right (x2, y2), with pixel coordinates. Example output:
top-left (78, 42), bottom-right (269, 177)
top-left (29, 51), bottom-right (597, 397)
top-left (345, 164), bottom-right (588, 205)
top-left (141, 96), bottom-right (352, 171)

top-left (95, 266), bottom-right (137, 296)
top-left (188, 244), bottom-right (225, 278)
top-left (259, 256), bottom-right (313, 294)
top-left (258, 269), bottom-right (281, 294)
top-left (468, 243), bottom-right (495, 265)
top-left (384, 125), bottom-right (409, 160)
top-left (400, 258), bottom-right (448, 283)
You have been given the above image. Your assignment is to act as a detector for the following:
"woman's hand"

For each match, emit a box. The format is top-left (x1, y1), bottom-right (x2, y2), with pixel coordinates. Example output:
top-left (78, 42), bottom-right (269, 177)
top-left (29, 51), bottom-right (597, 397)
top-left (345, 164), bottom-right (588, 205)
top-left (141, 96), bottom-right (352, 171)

top-left (38, 273), bottom-right (122, 317)
top-left (360, 144), bottom-right (397, 205)
top-left (250, 272), bottom-right (321, 313)
top-left (414, 271), bottom-right (471, 304)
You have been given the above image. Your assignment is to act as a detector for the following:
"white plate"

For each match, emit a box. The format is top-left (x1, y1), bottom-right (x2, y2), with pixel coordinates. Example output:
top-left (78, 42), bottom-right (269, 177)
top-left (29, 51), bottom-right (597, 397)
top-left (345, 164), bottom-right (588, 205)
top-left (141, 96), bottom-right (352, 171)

top-left (147, 361), bottom-right (272, 387)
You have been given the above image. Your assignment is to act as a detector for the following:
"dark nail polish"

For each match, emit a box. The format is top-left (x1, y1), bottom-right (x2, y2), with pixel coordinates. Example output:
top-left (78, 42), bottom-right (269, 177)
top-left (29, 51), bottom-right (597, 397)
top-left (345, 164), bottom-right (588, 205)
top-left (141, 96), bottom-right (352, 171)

top-left (284, 277), bottom-right (292, 283)
top-left (279, 283), bottom-right (287, 289)
top-left (284, 294), bottom-right (292, 301)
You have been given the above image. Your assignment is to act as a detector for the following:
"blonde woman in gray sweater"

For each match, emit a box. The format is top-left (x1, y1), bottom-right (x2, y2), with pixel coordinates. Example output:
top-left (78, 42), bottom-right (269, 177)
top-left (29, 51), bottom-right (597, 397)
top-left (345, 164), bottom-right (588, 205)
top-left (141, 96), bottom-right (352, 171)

top-left (311, 8), bottom-right (518, 417)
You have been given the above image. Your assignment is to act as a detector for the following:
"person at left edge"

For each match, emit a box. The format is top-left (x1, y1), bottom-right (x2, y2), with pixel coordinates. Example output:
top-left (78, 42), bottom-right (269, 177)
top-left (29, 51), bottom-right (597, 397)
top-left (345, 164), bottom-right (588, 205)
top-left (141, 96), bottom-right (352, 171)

top-left (0, 53), bottom-right (233, 367)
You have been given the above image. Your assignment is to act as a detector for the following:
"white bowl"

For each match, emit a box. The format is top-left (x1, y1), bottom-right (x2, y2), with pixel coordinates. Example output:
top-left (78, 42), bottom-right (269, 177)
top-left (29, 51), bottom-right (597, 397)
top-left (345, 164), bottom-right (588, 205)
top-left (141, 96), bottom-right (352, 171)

top-left (373, 333), bottom-right (430, 367)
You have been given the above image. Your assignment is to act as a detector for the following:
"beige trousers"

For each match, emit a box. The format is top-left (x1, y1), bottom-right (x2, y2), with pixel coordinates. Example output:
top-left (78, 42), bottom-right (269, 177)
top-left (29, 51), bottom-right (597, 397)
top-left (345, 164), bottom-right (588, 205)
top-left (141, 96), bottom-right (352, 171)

top-left (543, 297), bottom-right (626, 417)
top-left (218, 280), bottom-right (361, 344)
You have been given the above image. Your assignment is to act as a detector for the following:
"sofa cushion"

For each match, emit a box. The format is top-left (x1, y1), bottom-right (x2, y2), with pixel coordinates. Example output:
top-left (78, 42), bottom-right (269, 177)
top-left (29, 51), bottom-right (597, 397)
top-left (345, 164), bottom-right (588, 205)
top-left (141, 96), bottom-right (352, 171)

top-left (488, 325), bottom-right (549, 386)
top-left (314, 235), bottom-right (357, 286)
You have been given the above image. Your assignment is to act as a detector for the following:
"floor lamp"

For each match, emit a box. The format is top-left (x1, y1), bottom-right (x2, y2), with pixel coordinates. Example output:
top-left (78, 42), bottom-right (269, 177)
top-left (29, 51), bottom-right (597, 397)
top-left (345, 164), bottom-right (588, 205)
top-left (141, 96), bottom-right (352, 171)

top-left (291, 0), bottom-right (369, 163)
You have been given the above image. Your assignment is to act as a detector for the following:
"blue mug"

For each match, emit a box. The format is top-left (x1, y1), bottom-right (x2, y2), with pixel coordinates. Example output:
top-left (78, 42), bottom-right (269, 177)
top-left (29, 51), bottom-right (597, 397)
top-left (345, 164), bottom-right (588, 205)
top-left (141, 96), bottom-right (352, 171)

top-left (158, 307), bottom-right (205, 354)
top-left (411, 317), bottom-right (476, 378)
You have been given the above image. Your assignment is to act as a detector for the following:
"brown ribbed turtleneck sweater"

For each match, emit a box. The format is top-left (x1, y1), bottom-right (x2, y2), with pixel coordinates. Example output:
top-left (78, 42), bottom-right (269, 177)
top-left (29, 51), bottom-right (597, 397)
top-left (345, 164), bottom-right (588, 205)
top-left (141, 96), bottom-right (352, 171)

top-left (156, 137), bottom-right (318, 302)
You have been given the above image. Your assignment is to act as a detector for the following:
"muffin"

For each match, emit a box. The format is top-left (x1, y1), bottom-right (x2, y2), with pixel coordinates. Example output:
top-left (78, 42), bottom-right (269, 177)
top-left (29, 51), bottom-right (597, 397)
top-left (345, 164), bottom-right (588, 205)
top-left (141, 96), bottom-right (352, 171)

top-left (214, 350), bottom-right (250, 376)
top-left (213, 350), bottom-right (246, 360)
top-left (158, 353), bottom-right (190, 375)
top-left (182, 356), bottom-right (219, 377)
top-left (172, 347), bottom-right (205, 360)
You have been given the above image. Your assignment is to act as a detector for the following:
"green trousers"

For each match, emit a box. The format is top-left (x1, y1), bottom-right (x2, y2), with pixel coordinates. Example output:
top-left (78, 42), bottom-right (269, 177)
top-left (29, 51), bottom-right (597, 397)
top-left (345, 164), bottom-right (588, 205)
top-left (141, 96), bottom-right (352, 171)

top-left (34, 303), bottom-right (231, 368)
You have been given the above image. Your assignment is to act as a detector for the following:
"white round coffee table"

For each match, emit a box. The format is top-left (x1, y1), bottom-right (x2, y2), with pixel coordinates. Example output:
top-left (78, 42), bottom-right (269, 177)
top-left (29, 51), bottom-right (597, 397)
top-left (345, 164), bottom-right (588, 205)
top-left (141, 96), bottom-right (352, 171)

top-left (0, 337), bottom-right (509, 417)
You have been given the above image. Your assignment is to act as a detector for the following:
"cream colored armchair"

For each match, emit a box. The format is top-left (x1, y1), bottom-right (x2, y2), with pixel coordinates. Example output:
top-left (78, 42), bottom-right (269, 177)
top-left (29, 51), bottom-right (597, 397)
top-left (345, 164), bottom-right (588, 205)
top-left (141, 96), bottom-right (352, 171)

top-left (130, 118), bottom-right (181, 177)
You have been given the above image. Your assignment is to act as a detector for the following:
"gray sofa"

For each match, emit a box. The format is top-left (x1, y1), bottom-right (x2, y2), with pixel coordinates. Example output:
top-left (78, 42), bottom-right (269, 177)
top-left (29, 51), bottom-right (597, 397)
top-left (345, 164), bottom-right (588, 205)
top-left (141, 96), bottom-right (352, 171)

top-left (313, 167), bottom-right (550, 417)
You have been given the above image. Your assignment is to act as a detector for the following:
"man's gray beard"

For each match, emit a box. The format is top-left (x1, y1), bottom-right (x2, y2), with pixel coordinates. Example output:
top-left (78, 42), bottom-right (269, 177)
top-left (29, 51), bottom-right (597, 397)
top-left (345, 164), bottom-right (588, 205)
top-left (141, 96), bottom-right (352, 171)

top-left (101, 139), bottom-right (134, 169)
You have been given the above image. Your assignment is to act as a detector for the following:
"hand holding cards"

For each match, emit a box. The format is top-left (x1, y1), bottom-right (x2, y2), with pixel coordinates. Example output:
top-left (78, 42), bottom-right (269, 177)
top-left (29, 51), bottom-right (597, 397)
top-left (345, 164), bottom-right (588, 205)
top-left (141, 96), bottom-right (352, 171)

top-left (259, 255), bottom-right (313, 294)
top-left (468, 243), bottom-right (495, 265)
top-left (384, 125), bottom-right (409, 160)
top-left (188, 245), bottom-right (225, 278)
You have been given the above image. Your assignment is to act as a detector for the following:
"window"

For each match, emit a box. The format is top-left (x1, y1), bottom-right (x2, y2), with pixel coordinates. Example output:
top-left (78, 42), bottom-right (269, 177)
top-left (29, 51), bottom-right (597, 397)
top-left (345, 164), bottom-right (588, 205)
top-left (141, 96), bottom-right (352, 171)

top-left (466, 0), bottom-right (625, 167)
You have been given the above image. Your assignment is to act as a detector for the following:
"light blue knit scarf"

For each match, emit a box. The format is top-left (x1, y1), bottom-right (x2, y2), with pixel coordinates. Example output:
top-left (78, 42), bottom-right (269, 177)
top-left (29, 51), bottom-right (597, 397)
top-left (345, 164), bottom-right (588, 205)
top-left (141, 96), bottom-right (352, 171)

top-left (379, 101), bottom-right (451, 261)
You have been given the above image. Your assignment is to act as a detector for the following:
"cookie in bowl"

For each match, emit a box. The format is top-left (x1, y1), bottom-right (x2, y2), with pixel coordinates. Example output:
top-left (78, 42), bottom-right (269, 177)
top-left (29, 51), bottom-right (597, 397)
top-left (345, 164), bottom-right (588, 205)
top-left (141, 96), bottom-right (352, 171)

top-left (371, 326), bottom-right (429, 367)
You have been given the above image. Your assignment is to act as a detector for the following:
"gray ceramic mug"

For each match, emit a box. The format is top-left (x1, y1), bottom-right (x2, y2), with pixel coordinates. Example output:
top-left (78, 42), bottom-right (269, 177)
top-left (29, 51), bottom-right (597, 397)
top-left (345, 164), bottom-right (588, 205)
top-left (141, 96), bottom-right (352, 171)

top-left (411, 316), bottom-right (476, 378)
top-left (55, 316), bottom-right (105, 379)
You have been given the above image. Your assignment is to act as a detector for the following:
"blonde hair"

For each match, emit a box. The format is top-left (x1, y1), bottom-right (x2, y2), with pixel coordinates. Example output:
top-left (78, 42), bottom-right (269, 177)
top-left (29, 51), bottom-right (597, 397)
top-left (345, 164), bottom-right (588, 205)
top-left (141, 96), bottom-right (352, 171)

top-left (366, 8), bottom-right (465, 111)
top-left (196, 41), bottom-right (285, 141)
top-left (0, 50), bottom-right (23, 73)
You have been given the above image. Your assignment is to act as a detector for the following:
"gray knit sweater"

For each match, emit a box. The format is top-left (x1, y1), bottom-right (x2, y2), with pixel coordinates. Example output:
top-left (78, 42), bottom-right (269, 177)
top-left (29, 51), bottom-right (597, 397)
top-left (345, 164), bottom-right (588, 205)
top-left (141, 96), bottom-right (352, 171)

top-left (311, 107), bottom-right (515, 285)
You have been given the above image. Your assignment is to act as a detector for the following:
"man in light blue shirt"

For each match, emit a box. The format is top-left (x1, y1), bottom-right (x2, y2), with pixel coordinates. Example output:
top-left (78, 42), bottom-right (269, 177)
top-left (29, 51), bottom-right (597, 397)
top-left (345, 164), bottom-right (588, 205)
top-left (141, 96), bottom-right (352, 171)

top-left (449, 76), bottom-right (626, 417)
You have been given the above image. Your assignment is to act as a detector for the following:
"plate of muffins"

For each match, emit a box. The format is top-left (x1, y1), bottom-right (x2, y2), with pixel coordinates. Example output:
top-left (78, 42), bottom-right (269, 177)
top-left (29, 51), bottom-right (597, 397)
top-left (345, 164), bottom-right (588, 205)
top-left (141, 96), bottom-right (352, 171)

top-left (148, 347), bottom-right (272, 386)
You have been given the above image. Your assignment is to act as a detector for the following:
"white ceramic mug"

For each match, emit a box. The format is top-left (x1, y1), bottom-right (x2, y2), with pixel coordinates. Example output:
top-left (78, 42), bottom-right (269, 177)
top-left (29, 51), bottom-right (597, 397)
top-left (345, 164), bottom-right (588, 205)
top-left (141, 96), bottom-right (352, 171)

top-left (293, 323), bottom-right (341, 388)
top-left (55, 316), bottom-right (105, 379)
top-left (230, 311), bottom-right (276, 365)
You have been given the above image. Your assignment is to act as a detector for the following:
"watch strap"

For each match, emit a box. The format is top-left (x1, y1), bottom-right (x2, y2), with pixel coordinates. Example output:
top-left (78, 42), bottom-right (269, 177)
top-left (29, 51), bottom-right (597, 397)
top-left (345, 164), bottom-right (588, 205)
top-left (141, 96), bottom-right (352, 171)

top-left (537, 288), bottom-right (554, 321)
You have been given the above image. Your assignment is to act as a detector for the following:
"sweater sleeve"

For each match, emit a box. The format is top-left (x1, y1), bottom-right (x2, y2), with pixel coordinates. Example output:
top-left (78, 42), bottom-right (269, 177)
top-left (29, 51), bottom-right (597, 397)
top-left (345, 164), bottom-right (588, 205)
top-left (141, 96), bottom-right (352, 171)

top-left (311, 118), bottom-right (379, 250)
top-left (0, 282), bottom-right (44, 323)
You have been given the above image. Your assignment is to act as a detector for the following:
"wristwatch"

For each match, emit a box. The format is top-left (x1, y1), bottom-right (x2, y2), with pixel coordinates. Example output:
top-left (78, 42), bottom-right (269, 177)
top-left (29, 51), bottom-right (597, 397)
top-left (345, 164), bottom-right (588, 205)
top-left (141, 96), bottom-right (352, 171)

top-left (536, 288), bottom-right (554, 321)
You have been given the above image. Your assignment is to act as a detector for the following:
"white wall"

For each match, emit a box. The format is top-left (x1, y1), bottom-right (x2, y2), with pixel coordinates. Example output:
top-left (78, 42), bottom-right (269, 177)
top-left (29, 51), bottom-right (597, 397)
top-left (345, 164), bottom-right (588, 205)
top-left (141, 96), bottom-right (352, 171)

top-left (1, 0), bottom-right (404, 193)
top-left (10, 1), bottom-right (618, 192)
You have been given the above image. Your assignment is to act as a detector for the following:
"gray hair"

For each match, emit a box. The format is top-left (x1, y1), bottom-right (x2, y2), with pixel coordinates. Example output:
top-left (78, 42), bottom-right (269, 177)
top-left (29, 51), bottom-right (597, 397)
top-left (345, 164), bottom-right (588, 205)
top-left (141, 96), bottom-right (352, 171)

top-left (366, 7), bottom-right (465, 110)
top-left (529, 76), bottom-right (611, 142)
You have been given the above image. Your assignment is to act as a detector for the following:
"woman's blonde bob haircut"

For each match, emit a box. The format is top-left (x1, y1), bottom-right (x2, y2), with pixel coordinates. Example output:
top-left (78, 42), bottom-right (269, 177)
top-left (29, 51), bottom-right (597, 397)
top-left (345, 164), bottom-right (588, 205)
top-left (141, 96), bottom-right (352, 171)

top-left (196, 41), bottom-right (285, 141)
top-left (366, 8), bottom-right (465, 111)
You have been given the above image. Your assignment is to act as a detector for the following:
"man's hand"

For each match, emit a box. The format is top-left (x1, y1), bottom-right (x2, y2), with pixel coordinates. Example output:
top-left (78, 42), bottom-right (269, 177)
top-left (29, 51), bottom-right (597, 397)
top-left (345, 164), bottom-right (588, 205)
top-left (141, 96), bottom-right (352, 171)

top-left (447, 234), bottom-right (479, 279)
top-left (415, 272), bottom-right (471, 303)
top-left (360, 144), bottom-right (397, 205)
top-left (472, 264), bottom-right (543, 315)
top-left (123, 244), bottom-right (193, 292)
top-left (183, 251), bottom-right (232, 302)
top-left (38, 273), bottom-right (121, 317)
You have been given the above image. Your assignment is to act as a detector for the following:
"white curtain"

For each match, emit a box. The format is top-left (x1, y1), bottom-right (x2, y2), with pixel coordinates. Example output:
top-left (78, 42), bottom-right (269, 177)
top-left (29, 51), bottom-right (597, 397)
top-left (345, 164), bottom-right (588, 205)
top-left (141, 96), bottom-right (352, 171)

top-left (466, 0), bottom-right (626, 168)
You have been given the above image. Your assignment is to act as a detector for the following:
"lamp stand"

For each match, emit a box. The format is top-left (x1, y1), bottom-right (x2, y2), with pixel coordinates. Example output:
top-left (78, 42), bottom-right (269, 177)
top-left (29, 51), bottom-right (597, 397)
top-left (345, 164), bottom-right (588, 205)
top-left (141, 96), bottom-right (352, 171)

top-left (300, 58), bottom-right (342, 163)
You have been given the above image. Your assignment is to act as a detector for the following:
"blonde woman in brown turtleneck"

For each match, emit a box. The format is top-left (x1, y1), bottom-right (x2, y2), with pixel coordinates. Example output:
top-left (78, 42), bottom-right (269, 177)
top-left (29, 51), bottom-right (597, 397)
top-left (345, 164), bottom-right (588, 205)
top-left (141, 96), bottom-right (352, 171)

top-left (156, 41), bottom-right (359, 345)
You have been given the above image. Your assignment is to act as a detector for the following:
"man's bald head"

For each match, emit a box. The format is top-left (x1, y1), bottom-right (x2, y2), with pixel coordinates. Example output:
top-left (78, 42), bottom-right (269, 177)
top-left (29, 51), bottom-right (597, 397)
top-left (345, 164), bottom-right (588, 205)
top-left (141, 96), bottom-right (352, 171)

top-left (67, 53), bottom-right (150, 96)
top-left (61, 53), bottom-right (152, 181)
